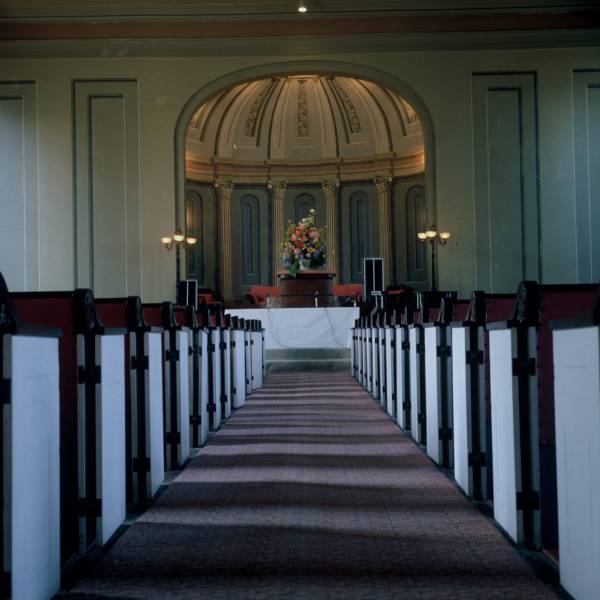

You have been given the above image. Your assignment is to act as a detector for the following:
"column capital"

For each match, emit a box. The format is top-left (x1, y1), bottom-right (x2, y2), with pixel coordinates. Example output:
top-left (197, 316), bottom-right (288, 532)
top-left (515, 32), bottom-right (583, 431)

top-left (269, 179), bottom-right (287, 195)
top-left (321, 178), bottom-right (340, 197)
top-left (214, 178), bottom-right (235, 196)
top-left (373, 174), bottom-right (392, 193)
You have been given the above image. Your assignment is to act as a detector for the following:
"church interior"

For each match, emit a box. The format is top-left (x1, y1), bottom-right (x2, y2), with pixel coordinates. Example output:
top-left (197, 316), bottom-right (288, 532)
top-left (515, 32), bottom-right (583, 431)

top-left (0, 1), bottom-right (599, 599)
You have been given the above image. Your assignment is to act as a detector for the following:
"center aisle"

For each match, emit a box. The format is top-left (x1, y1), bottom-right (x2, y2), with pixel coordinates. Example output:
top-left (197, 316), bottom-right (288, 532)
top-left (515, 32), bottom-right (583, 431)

top-left (69, 373), bottom-right (558, 600)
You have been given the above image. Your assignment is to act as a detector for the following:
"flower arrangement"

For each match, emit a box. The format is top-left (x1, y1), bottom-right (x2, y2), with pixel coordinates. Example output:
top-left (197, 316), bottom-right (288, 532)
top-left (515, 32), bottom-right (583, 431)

top-left (280, 208), bottom-right (326, 276)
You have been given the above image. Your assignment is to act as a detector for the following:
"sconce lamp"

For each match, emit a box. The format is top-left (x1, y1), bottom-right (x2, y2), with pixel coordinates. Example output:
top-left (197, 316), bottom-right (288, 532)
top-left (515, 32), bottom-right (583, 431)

top-left (161, 229), bottom-right (197, 250)
top-left (161, 228), bottom-right (199, 290)
top-left (417, 224), bottom-right (452, 291)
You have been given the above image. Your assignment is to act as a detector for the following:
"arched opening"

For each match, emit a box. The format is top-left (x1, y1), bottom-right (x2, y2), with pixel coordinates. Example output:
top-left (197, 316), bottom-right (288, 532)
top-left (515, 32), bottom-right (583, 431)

top-left (174, 62), bottom-right (435, 301)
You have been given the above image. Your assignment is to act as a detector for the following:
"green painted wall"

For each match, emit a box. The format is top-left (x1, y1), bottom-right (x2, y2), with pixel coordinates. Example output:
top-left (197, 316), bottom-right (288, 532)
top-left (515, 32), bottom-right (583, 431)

top-left (0, 45), bottom-right (598, 300)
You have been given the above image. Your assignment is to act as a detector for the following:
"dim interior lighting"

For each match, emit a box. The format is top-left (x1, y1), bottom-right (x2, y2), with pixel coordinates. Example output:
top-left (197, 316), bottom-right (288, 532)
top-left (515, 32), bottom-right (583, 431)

top-left (298, 3), bottom-right (307, 13)
top-left (417, 224), bottom-right (452, 292)
top-left (161, 230), bottom-right (198, 250)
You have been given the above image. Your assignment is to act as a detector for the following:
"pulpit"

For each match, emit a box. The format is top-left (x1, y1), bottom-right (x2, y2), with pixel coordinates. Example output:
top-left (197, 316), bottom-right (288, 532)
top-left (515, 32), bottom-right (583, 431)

top-left (276, 270), bottom-right (337, 307)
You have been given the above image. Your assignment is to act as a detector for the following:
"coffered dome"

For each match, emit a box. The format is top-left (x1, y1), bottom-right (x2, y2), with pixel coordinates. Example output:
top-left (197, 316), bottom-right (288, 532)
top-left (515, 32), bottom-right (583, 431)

top-left (185, 75), bottom-right (423, 165)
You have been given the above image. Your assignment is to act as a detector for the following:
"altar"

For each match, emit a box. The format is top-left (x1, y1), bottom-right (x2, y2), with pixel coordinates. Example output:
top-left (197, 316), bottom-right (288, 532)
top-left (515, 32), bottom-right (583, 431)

top-left (225, 307), bottom-right (360, 350)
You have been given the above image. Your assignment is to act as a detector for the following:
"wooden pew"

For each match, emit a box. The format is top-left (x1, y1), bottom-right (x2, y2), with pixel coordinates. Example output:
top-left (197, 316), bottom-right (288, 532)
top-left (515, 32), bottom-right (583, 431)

top-left (229, 316), bottom-right (247, 409)
top-left (451, 292), bottom-right (514, 502)
top-left (95, 297), bottom-right (165, 504)
top-left (487, 281), bottom-right (598, 550)
top-left (216, 310), bottom-right (233, 419)
top-left (176, 305), bottom-right (209, 448)
top-left (551, 290), bottom-right (600, 600)
top-left (143, 302), bottom-right (190, 470)
top-left (11, 288), bottom-right (126, 567)
top-left (1, 274), bottom-right (61, 600)
top-left (199, 305), bottom-right (223, 429)
top-left (396, 302), bottom-right (418, 431)
top-left (408, 292), bottom-right (455, 446)
top-left (424, 297), bottom-right (469, 468)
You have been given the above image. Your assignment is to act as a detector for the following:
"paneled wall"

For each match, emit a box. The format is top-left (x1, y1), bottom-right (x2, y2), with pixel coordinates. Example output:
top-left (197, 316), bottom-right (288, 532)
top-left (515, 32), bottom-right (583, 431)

top-left (0, 47), bottom-right (598, 300)
top-left (230, 186), bottom-right (271, 299)
top-left (573, 70), bottom-right (600, 283)
top-left (185, 183), bottom-right (217, 291)
top-left (340, 183), bottom-right (380, 285)
top-left (0, 82), bottom-right (38, 291)
top-left (393, 176), bottom-right (427, 289)
top-left (73, 80), bottom-right (141, 297)
top-left (283, 187), bottom-right (326, 228)
top-left (472, 73), bottom-right (541, 293)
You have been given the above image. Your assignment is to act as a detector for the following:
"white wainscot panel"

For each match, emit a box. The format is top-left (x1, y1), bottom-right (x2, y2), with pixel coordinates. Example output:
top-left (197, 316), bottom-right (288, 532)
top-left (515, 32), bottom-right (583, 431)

top-left (489, 328), bottom-right (520, 543)
top-left (425, 327), bottom-right (441, 463)
top-left (451, 327), bottom-right (470, 495)
top-left (147, 332), bottom-right (165, 497)
top-left (409, 328), bottom-right (419, 441)
top-left (554, 326), bottom-right (600, 600)
top-left (177, 330), bottom-right (190, 462)
top-left (9, 335), bottom-right (60, 600)
top-left (98, 334), bottom-right (126, 545)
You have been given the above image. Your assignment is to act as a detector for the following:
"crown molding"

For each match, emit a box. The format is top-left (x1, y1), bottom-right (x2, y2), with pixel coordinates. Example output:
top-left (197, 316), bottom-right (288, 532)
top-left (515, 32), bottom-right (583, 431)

top-left (0, 27), bottom-right (598, 59)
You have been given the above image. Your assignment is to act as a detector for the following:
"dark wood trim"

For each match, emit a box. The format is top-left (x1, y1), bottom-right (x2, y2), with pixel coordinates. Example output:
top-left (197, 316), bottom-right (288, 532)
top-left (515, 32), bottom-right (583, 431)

top-left (1, 12), bottom-right (599, 41)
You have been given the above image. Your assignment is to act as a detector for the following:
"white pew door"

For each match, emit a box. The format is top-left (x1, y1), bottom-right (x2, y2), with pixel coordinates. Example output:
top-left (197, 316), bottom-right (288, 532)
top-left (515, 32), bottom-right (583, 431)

top-left (211, 329), bottom-right (222, 429)
top-left (395, 327), bottom-right (407, 429)
top-left (409, 327), bottom-right (419, 441)
top-left (222, 330), bottom-right (232, 418)
top-left (425, 326), bottom-right (442, 464)
top-left (385, 327), bottom-right (395, 417)
top-left (146, 331), bottom-right (165, 497)
top-left (244, 330), bottom-right (253, 394)
top-left (176, 330), bottom-right (191, 464)
top-left (96, 334), bottom-right (126, 545)
top-left (451, 326), bottom-right (470, 495)
top-left (251, 331), bottom-right (263, 390)
top-left (6, 335), bottom-right (61, 600)
top-left (199, 331), bottom-right (209, 444)
top-left (232, 330), bottom-right (246, 408)
top-left (554, 326), bottom-right (600, 600)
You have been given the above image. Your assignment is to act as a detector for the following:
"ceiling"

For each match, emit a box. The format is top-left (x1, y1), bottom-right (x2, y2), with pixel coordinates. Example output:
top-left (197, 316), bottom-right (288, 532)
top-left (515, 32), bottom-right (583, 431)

top-left (1, 1), bottom-right (598, 21)
top-left (186, 75), bottom-right (423, 166)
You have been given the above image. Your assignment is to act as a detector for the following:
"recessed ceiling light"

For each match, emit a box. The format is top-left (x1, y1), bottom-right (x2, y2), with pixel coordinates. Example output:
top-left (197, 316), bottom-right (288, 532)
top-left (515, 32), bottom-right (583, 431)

top-left (298, 4), bottom-right (307, 13)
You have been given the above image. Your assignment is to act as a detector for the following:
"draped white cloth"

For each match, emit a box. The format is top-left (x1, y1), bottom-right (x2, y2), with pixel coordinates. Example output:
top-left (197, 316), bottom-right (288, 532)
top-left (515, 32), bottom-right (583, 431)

top-left (225, 307), bottom-right (360, 349)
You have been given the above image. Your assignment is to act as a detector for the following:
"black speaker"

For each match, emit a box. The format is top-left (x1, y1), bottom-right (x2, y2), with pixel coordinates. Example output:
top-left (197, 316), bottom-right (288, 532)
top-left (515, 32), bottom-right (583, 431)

top-left (363, 257), bottom-right (384, 301)
top-left (177, 279), bottom-right (198, 309)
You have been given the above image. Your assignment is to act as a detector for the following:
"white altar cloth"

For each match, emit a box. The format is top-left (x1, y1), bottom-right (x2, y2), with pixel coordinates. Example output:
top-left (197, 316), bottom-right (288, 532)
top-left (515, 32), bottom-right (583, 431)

top-left (226, 307), bottom-right (360, 349)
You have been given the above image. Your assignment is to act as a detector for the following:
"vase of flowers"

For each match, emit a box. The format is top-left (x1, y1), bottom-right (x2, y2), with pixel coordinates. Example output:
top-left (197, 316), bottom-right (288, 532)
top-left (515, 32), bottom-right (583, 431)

top-left (280, 208), bottom-right (326, 277)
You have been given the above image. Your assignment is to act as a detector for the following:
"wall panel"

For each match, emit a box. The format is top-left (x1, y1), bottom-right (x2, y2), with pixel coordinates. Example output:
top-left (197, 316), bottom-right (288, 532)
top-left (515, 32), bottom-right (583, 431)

top-left (73, 80), bottom-right (140, 297)
top-left (573, 70), bottom-right (600, 283)
top-left (231, 186), bottom-right (270, 299)
top-left (0, 82), bottom-right (38, 291)
top-left (473, 73), bottom-right (540, 293)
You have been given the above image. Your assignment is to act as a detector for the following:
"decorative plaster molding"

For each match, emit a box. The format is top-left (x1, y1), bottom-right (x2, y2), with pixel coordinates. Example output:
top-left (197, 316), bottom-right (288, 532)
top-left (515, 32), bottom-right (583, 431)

top-left (297, 80), bottom-right (309, 138)
top-left (331, 78), bottom-right (361, 134)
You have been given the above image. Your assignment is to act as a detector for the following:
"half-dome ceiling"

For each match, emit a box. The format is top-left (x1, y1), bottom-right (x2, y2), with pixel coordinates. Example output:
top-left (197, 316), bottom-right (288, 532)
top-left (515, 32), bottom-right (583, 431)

top-left (186, 75), bottom-right (423, 164)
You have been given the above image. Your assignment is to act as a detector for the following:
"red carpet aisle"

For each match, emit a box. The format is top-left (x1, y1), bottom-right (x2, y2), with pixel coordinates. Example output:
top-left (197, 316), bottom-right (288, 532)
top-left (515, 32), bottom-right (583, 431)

top-left (67, 373), bottom-right (558, 600)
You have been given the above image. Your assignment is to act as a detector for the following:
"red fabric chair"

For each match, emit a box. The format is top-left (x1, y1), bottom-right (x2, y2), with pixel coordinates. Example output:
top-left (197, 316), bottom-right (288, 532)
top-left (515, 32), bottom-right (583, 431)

top-left (247, 285), bottom-right (281, 305)
top-left (333, 284), bottom-right (363, 301)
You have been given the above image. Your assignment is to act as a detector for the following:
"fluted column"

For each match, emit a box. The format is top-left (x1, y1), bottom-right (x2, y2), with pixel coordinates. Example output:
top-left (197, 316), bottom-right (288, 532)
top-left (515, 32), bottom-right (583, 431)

top-left (216, 179), bottom-right (234, 301)
top-left (271, 180), bottom-right (287, 282)
top-left (374, 175), bottom-right (394, 285)
top-left (322, 179), bottom-right (340, 276)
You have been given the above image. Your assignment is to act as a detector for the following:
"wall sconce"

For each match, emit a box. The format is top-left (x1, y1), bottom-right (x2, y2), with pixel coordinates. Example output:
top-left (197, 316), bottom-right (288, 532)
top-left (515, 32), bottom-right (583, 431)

top-left (161, 230), bottom-right (197, 250)
top-left (417, 224), bottom-right (452, 291)
top-left (161, 229), bottom-right (198, 290)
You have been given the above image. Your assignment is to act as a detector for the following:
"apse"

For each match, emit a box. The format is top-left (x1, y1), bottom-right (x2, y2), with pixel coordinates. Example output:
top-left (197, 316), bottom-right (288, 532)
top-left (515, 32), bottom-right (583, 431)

top-left (183, 74), bottom-right (426, 300)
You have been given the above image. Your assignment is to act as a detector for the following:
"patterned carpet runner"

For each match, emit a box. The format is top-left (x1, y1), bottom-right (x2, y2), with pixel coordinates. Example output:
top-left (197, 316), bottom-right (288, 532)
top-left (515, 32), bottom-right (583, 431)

top-left (68, 373), bottom-right (559, 599)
